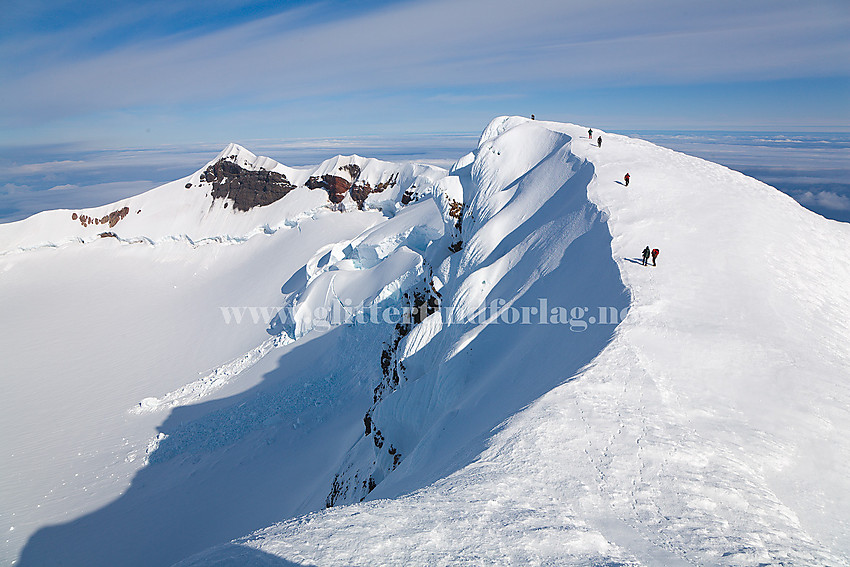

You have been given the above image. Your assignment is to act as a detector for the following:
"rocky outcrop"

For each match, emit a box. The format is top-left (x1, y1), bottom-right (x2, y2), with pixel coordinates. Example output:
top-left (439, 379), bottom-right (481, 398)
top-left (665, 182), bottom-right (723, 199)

top-left (203, 159), bottom-right (296, 211)
top-left (400, 187), bottom-right (417, 205)
top-left (351, 173), bottom-right (399, 210)
top-left (339, 164), bottom-right (361, 179)
top-left (370, 286), bottom-right (440, 408)
top-left (326, 281), bottom-right (441, 508)
top-left (309, 169), bottom-right (400, 209)
top-left (326, 467), bottom-right (377, 509)
top-left (72, 206), bottom-right (130, 229)
top-left (447, 198), bottom-right (464, 252)
top-left (307, 175), bottom-right (350, 204)
top-left (349, 182), bottom-right (373, 209)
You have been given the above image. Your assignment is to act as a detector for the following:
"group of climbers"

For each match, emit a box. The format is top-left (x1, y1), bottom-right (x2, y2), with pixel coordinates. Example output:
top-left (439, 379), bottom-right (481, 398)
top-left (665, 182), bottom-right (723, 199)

top-left (587, 124), bottom-right (661, 266)
top-left (532, 119), bottom-right (662, 268)
top-left (627, 177), bottom-right (659, 267)
top-left (588, 124), bottom-right (660, 267)
top-left (641, 246), bottom-right (660, 266)
top-left (532, 120), bottom-right (660, 267)
top-left (630, 176), bottom-right (659, 266)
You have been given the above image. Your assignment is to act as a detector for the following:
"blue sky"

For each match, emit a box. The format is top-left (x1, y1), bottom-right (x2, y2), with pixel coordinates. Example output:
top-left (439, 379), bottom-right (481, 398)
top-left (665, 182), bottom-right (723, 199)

top-left (2, 0), bottom-right (848, 148)
top-left (1, 0), bottom-right (849, 223)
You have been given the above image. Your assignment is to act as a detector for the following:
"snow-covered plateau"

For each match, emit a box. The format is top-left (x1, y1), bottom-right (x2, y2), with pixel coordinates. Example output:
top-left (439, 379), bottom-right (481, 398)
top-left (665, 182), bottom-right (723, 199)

top-left (1, 117), bottom-right (848, 566)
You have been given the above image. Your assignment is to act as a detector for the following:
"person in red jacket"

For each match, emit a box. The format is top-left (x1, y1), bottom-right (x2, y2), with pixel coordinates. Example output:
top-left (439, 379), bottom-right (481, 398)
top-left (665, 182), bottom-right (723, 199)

top-left (651, 248), bottom-right (659, 266)
top-left (624, 173), bottom-right (630, 186)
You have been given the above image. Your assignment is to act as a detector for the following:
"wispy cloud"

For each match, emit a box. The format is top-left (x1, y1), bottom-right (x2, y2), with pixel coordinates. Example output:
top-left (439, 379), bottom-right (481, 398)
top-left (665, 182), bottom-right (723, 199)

top-left (797, 190), bottom-right (850, 211)
top-left (10, 160), bottom-right (86, 175)
top-left (427, 93), bottom-right (523, 104)
top-left (1, 0), bottom-right (847, 136)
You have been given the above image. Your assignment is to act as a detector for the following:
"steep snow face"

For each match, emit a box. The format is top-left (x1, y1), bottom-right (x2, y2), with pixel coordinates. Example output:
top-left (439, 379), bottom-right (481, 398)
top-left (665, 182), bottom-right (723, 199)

top-left (175, 118), bottom-right (850, 567)
top-left (321, 119), bottom-right (624, 508)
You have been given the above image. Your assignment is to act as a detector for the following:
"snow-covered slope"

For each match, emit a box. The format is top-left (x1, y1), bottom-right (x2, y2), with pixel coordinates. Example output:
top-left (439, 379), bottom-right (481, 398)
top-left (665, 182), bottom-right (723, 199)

top-left (3, 117), bottom-right (849, 566)
top-left (0, 147), bottom-right (447, 565)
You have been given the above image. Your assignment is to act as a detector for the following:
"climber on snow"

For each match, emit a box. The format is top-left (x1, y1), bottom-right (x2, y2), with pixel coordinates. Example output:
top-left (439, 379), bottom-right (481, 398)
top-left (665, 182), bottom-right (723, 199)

top-left (651, 248), bottom-right (660, 266)
top-left (642, 246), bottom-right (651, 266)
top-left (588, 128), bottom-right (593, 139)
top-left (597, 136), bottom-right (602, 148)
top-left (624, 173), bottom-right (630, 186)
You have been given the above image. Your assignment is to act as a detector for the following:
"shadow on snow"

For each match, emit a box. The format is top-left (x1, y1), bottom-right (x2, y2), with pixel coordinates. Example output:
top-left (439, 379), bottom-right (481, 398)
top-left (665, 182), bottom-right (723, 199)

top-left (19, 154), bottom-right (630, 567)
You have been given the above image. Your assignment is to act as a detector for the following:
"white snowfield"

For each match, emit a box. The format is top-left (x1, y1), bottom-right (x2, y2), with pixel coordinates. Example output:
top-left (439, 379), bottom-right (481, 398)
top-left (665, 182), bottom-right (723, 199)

top-left (1, 117), bottom-right (848, 566)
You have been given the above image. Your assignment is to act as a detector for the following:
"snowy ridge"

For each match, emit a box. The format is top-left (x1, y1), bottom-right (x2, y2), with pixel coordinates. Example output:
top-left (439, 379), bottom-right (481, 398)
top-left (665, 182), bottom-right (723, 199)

top-left (3, 117), bottom-right (849, 567)
top-left (321, 119), bottom-right (611, 510)
top-left (175, 117), bottom-right (850, 566)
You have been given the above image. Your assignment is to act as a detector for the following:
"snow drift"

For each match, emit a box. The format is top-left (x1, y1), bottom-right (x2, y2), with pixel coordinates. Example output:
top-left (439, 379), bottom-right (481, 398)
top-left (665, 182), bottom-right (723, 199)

top-left (2, 117), bottom-right (849, 567)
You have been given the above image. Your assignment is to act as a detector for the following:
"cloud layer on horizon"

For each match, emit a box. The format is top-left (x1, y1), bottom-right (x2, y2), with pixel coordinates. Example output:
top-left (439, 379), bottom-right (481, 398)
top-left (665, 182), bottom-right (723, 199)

top-left (2, 130), bottom-right (849, 225)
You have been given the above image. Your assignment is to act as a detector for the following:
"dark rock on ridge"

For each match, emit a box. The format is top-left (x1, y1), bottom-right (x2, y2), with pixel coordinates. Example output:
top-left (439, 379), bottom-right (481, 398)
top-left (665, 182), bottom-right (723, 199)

top-left (351, 173), bottom-right (399, 210)
top-left (307, 174), bottom-right (351, 204)
top-left (72, 206), bottom-right (130, 229)
top-left (203, 159), bottom-right (296, 211)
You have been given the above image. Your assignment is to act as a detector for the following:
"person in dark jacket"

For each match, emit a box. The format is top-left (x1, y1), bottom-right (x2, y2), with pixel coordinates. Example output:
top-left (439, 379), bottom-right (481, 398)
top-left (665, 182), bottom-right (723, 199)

top-left (597, 136), bottom-right (602, 148)
top-left (531, 114), bottom-right (535, 120)
top-left (624, 173), bottom-right (630, 186)
top-left (588, 128), bottom-right (593, 139)
top-left (651, 248), bottom-right (660, 266)
top-left (642, 246), bottom-right (651, 266)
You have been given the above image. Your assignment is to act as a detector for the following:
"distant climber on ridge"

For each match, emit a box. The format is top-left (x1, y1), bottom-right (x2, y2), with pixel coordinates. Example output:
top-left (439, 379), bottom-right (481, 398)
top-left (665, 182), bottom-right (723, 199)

top-left (642, 246), bottom-right (651, 266)
top-left (651, 248), bottom-right (660, 266)
top-left (588, 128), bottom-right (593, 139)
top-left (531, 114), bottom-right (535, 120)
top-left (597, 136), bottom-right (602, 148)
top-left (624, 173), bottom-right (630, 186)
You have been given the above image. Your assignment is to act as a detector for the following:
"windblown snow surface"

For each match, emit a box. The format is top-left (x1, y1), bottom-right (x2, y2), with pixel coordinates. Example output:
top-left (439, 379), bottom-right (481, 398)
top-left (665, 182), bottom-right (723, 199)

top-left (2, 117), bottom-right (849, 566)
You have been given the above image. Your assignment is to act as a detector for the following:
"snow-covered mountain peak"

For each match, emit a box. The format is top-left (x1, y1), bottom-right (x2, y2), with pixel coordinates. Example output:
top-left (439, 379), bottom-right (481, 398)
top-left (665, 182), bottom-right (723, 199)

top-left (211, 142), bottom-right (257, 166)
top-left (207, 142), bottom-right (291, 176)
top-left (0, 144), bottom-right (450, 256)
